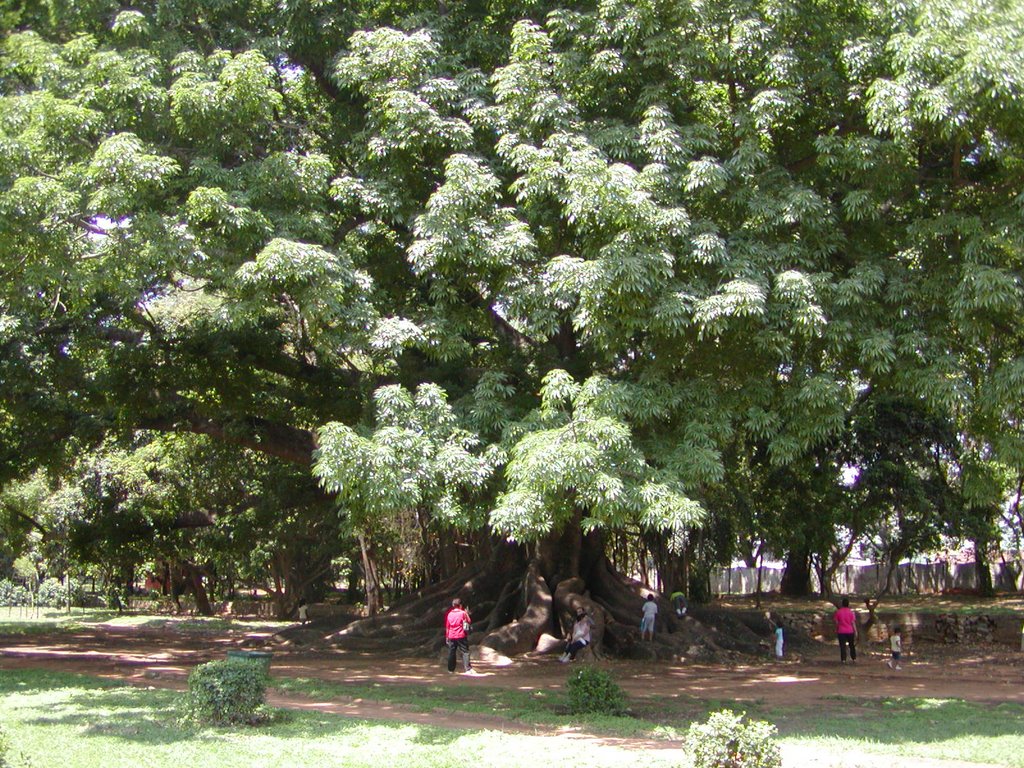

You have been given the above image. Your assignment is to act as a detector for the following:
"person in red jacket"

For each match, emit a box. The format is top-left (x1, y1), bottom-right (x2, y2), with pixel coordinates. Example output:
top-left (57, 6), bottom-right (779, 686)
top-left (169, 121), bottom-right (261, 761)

top-left (444, 598), bottom-right (478, 674)
top-left (834, 597), bottom-right (858, 664)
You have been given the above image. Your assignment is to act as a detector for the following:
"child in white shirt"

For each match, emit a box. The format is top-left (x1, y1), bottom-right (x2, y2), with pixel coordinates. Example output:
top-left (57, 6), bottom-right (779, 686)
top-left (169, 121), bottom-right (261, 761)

top-left (887, 626), bottom-right (903, 670)
top-left (640, 595), bottom-right (658, 640)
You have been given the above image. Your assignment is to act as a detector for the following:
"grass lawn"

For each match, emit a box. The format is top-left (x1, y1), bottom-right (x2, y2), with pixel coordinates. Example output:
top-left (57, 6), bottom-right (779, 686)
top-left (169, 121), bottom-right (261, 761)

top-left (0, 669), bottom-right (678, 768)
top-left (272, 676), bottom-right (1024, 766)
top-left (0, 608), bottom-right (119, 635)
top-left (774, 697), bottom-right (1024, 767)
top-left (4, 669), bottom-right (1024, 767)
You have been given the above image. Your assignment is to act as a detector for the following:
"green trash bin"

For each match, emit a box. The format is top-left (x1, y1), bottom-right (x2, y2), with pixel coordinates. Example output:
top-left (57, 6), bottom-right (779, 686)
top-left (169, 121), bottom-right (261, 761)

top-left (226, 649), bottom-right (273, 672)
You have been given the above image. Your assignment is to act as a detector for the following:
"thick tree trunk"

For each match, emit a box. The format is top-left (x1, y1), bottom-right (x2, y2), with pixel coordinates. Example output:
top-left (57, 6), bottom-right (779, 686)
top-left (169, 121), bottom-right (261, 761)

top-left (313, 527), bottom-right (763, 661)
top-left (780, 548), bottom-right (813, 596)
top-left (358, 533), bottom-right (382, 616)
top-left (647, 530), bottom-right (688, 597)
top-left (479, 560), bottom-right (553, 656)
top-left (974, 538), bottom-right (994, 597)
top-left (270, 551), bottom-right (288, 619)
top-left (178, 562), bottom-right (214, 616)
top-left (754, 551), bottom-right (764, 608)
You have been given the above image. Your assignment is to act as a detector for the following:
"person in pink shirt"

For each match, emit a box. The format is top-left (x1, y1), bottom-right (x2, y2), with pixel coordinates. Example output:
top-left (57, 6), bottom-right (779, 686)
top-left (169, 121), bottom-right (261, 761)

top-left (444, 598), bottom-right (478, 674)
top-left (834, 597), bottom-right (858, 664)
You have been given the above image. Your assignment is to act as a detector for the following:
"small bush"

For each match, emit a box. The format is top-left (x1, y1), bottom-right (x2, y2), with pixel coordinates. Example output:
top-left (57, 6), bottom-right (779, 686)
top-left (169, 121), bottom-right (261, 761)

top-left (565, 665), bottom-right (627, 715)
top-left (36, 578), bottom-right (84, 608)
top-left (185, 659), bottom-right (269, 725)
top-left (0, 577), bottom-right (84, 608)
top-left (688, 710), bottom-right (781, 768)
top-left (0, 580), bottom-right (30, 607)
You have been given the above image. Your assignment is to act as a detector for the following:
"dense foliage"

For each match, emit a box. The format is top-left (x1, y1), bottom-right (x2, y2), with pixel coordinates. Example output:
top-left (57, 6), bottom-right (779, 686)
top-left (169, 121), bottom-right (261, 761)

top-left (0, 576), bottom-right (83, 607)
top-left (185, 658), bottom-right (269, 725)
top-left (565, 665), bottom-right (628, 715)
top-left (2, 0), bottom-right (1023, 616)
top-left (688, 710), bottom-right (781, 768)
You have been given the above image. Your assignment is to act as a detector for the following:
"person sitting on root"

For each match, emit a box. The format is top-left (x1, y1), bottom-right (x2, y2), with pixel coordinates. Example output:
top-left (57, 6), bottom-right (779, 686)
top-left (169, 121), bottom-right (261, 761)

top-left (671, 590), bottom-right (688, 618)
top-left (560, 608), bottom-right (594, 663)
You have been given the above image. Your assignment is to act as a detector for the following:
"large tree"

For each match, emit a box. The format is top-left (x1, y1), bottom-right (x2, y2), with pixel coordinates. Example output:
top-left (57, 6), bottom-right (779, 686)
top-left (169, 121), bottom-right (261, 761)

top-left (3, 0), bottom-right (1024, 655)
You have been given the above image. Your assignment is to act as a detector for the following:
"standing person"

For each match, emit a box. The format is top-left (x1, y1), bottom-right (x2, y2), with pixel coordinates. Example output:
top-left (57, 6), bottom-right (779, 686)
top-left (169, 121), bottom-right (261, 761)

top-left (774, 622), bottom-right (784, 660)
top-left (560, 607), bottom-right (595, 663)
top-left (887, 626), bottom-right (903, 670)
top-left (834, 597), bottom-right (858, 664)
top-left (297, 599), bottom-right (309, 624)
top-left (444, 598), bottom-right (478, 675)
top-left (640, 594), bottom-right (658, 641)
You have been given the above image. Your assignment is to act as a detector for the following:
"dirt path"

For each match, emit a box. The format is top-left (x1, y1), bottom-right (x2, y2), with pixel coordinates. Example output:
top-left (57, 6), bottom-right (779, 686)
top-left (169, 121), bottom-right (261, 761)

top-left (2, 626), bottom-right (1021, 705)
top-left (2, 626), bottom-right (1021, 768)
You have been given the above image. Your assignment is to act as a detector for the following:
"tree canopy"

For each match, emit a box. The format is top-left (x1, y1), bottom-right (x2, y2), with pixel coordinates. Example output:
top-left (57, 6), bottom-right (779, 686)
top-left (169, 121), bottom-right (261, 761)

top-left (3, 0), bottom-right (1024, 634)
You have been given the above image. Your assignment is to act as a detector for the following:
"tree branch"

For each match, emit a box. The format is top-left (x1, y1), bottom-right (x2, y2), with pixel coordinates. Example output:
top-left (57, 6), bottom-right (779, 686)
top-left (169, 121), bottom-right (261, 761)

top-left (459, 288), bottom-right (537, 351)
top-left (140, 406), bottom-right (318, 466)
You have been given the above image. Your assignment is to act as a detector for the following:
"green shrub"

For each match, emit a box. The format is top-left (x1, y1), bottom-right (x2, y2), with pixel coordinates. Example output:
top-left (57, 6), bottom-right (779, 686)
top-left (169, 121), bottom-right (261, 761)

top-left (688, 710), bottom-right (781, 768)
top-left (185, 659), bottom-right (269, 725)
top-left (0, 580), bottom-right (30, 607)
top-left (36, 578), bottom-right (84, 608)
top-left (0, 577), bottom-right (84, 608)
top-left (565, 665), bottom-right (627, 715)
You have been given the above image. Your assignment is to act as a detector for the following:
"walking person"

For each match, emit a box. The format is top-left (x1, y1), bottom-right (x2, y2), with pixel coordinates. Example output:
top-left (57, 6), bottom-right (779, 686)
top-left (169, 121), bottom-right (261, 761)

top-left (640, 594), bottom-right (658, 641)
top-left (444, 598), bottom-right (479, 675)
top-left (887, 625), bottom-right (903, 670)
top-left (834, 597), bottom-right (858, 664)
top-left (560, 607), bottom-right (594, 662)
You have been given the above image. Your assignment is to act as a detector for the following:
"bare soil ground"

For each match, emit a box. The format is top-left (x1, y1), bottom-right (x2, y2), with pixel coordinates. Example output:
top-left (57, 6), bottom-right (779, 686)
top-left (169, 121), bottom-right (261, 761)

top-left (2, 622), bottom-right (1022, 768)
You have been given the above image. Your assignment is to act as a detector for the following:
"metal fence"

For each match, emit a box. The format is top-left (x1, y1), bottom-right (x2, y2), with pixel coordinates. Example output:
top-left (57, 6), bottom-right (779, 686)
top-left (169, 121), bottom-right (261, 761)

top-left (713, 560), bottom-right (1024, 595)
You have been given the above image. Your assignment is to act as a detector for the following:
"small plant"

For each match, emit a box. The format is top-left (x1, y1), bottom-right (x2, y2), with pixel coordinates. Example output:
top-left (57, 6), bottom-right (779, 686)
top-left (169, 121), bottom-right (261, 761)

top-left (688, 710), bottom-right (781, 768)
top-left (565, 665), bottom-right (627, 715)
top-left (184, 659), bottom-right (269, 725)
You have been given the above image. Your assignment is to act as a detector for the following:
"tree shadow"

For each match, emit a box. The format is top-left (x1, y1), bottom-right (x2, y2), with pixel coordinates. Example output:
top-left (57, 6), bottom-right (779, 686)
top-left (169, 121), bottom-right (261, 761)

top-left (0, 668), bottom-right (121, 694)
top-left (19, 679), bottom-right (474, 749)
top-left (409, 724), bottom-right (474, 746)
top-left (20, 687), bottom-right (195, 745)
top-left (230, 709), bottom-right (467, 746)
